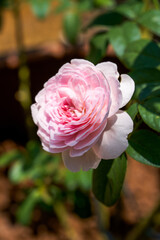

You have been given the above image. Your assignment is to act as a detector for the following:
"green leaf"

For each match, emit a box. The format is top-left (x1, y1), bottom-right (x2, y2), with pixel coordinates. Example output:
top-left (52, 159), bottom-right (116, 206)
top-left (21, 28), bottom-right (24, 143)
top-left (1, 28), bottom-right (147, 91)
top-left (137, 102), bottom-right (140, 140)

top-left (29, 0), bottom-right (51, 18)
top-left (92, 154), bottom-right (127, 206)
top-left (87, 32), bottom-right (109, 64)
top-left (16, 190), bottom-right (40, 225)
top-left (127, 103), bottom-right (138, 120)
top-left (87, 11), bottom-right (123, 28)
top-left (129, 68), bottom-right (160, 99)
top-left (108, 21), bottom-right (141, 57)
top-left (139, 83), bottom-right (160, 101)
top-left (9, 161), bottom-right (25, 183)
top-left (123, 39), bottom-right (160, 70)
top-left (65, 170), bottom-right (92, 191)
top-left (116, 0), bottom-right (144, 19)
top-left (63, 11), bottom-right (80, 45)
top-left (129, 68), bottom-right (160, 85)
top-left (94, 0), bottom-right (115, 8)
top-left (138, 97), bottom-right (160, 132)
top-left (127, 129), bottom-right (160, 167)
top-left (137, 10), bottom-right (160, 36)
top-left (0, 149), bottom-right (23, 167)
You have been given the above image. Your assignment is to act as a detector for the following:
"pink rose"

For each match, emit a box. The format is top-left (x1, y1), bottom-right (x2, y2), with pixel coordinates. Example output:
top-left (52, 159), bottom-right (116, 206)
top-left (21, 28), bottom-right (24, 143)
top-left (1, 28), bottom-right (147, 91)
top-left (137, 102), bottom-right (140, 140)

top-left (31, 59), bottom-right (134, 172)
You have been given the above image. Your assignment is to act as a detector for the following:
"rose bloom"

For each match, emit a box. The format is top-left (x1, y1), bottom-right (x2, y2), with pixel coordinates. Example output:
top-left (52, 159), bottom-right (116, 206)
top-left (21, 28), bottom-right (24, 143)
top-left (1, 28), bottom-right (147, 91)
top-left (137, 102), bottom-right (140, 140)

top-left (31, 59), bottom-right (134, 172)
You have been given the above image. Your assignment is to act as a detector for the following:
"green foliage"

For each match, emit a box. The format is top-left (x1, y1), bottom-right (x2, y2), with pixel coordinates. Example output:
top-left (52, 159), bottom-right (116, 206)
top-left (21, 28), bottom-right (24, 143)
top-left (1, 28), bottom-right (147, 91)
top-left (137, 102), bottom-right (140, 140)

top-left (92, 154), bottom-right (127, 206)
top-left (138, 97), bottom-right (160, 132)
top-left (16, 190), bottom-right (41, 225)
top-left (127, 130), bottom-right (160, 167)
top-left (65, 170), bottom-right (92, 191)
top-left (85, 0), bottom-right (160, 208)
top-left (137, 10), bottom-right (160, 36)
top-left (108, 21), bottom-right (141, 58)
top-left (0, 149), bottom-right (23, 167)
top-left (88, 11), bottom-right (124, 28)
top-left (87, 32), bottom-right (109, 64)
top-left (0, 140), bottom-right (92, 224)
top-left (28, 0), bottom-right (52, 19)
top-left (94, 0), bottom-right (115, 8)
top-left (127, 103), bottom-right (138, 120)
top-left (63, 11), bottom-right (81, 45)
top-left (129, 69), bottom-right (160, 100)
top-left (122, 39), bottom-right (160, 70)
top-left (115, 0), bottom-right (144, 19)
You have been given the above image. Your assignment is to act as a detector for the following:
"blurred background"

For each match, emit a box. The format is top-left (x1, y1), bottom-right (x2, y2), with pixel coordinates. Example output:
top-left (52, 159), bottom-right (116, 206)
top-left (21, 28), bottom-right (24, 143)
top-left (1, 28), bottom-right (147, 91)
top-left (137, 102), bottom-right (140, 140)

top-left (0, 0), bottom-right (160, 239)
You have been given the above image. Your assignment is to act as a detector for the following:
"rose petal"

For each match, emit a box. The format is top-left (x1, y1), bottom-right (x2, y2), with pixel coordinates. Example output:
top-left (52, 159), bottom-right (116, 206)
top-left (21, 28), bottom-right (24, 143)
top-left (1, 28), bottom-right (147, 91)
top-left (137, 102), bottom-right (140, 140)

top-left (96, 62), bottom-right (122, 117)
top-left (71, 59), bottom-right (94, 67)
top-left (62, 148), bottom-right (101, 172)
top-left (96, 61), bottom-right (119, 78)
top-left (31, 104), bottom-right (38, 124)
top-left (120, 74), bottom-right (135, 108)
top-left (92, 110), bottom-right (133, 159)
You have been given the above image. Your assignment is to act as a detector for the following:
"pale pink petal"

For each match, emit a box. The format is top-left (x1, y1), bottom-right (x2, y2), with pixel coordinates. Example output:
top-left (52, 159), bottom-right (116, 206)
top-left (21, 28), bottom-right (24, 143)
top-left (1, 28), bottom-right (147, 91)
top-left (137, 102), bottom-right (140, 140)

top-left (31, 104), bottom-right (38, 124)
top-left (71, 59), bottom-right (94, 66)
top-left (62, 148), bottom-right (101, 172)
top-left (96, 61), bottom-right (119, 78)
top-left (120, 74), bottom-right (135, 108)
top-left (96, 62), bottom-right (122, 117)
top-left (92, 110), bottom-right (133, 159)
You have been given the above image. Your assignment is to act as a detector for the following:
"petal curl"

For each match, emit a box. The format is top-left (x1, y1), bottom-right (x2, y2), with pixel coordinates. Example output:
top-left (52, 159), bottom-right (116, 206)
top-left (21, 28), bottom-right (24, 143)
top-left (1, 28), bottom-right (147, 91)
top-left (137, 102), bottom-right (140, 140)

top-left (120, 74), bottom-right (135, 108)
top-left (92, 111), bottom-right (133, 159)
top-left (62, 148), bottom-right (101, 172)
top-left (96, 62), bottom-right (122, 117)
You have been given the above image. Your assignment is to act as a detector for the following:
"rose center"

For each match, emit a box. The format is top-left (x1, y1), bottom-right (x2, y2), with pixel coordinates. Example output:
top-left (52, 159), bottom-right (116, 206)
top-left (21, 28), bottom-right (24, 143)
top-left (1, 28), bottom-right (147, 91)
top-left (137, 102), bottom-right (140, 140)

top-left (61, 97), bottom-right (83, 119)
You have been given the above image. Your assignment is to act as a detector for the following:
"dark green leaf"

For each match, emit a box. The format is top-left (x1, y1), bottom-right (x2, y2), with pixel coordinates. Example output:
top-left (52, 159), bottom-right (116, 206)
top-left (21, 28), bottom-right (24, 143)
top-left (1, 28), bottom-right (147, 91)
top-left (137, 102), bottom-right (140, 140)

top-left (108, 21), bottom-right (141, 57)
top-left (88, 11), bottom-right (123, 28)
top-left (116, 0), bottom-right (143, 19)
top-left (92, 154), bottom-right (127, 206)
top-left (123, 39), bottom-right (160, 70)
top-left (87, 32), bottom-right (108, 64)
top-left (139, 83), bottom-right (160, 101)
top-left (129, 68), bottom-right (160, 85)
top-left (129, 68), bottom-right (160, 99)
top-left (127, 129), bottom-right (160, 167)
top-left (138, 97), bottom-right (160, 132)
top-left (63, 12), bottom-right (80, 45)
top-left (137, 10), bottom-right (160, 36)
top-left (127, 103), bottom-right (138, 120)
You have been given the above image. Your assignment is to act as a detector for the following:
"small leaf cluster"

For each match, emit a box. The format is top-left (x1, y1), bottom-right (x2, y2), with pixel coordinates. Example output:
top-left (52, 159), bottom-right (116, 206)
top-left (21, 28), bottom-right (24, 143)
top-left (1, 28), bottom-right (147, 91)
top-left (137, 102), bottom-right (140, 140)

top-left (0, 141), bottom-right (92, 225)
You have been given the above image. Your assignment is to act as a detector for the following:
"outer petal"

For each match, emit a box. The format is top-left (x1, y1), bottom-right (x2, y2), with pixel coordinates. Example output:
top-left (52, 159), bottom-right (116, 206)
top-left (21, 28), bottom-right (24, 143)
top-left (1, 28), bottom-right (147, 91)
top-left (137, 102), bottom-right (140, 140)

top-left (31, 104), bottom-right (38, 124)
top-left (120, 74), bottom-right (135, 108)
top-left (96, 61), bottom-right (119, 78)
top-left (92, 110), bottom-right (133, 159)
top-left (96, 62), bottom-right (122, 117)
top-left (62, 149), bottom-right (101, 172)
top-left (71, 59), bottom-right (94, 67)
